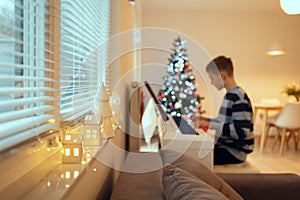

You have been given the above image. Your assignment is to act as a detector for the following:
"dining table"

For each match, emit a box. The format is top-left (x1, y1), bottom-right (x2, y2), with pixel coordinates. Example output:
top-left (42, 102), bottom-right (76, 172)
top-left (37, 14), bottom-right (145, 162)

top-left (253, 103), bottom-right (283, 152)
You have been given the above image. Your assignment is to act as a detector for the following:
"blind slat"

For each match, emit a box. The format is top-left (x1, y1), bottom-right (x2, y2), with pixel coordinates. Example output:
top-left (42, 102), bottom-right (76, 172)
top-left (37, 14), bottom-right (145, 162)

top-left (60, 0), bottom-right (110, 121)
top-left (0, 105), bottom-right (56, 123)
top-left (0, 96), bottom-right (56, 109)
top-left (0, 50), bottom-right (56, 64)
top-left (0, 75), bottom-right (57, 83)
top-left (0, 0), bottom-right (60, 151)
top-left (0, 123), bottom-right (58, 152)
top-left (0, 114), bottom-right (55, 140)
top-left (0, 62), bottom-right (57, 73)
top-left (0, 87), bottom-right (56, 94)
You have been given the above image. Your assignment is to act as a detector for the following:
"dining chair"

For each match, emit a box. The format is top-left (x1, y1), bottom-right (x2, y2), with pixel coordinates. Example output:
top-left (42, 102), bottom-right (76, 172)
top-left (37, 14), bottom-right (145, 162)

top-left (265, 102), bottom-right (300, 155)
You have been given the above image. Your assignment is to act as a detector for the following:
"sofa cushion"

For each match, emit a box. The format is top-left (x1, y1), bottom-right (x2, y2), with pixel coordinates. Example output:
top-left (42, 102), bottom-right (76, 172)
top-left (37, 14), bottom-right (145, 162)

top-left (109, 169), bottom-right (164, 200)
top-left (163, 165), bottom-right (229, 200)
top-left (218, 173), bottom-right (300, 200)
top-left (160, 149), bottom-right (243, 200)
top-left (110, 152), bottom-right (164, 200)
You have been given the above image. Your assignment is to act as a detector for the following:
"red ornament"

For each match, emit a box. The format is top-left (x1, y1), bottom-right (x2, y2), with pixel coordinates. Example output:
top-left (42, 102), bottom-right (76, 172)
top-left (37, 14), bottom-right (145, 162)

top-left (184, 62), bottom-right (189, 71)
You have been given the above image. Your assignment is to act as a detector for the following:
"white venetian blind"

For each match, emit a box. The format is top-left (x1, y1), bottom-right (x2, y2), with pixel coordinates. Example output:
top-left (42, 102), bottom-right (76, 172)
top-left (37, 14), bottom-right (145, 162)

top-left (0, 0), bottom-right (58, 152)
top-left (60, 0), bottom-right (111, 121)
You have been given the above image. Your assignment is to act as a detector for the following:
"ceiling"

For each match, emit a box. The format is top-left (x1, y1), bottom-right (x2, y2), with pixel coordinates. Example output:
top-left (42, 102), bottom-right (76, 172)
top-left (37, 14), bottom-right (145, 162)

top-left (140, 0), bottom-right (283, 14)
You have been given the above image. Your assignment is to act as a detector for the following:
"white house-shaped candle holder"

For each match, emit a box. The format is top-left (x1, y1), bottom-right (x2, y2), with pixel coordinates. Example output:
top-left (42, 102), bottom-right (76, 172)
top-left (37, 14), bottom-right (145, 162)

top-left (83, 113), bottom-right (101, 146)
top-left (62, 133), bottom-right (83, 164)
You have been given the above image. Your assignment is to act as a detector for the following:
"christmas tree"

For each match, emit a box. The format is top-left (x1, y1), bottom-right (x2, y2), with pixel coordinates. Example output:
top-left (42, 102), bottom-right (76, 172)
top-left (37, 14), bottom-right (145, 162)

top-left (158, 37), bottom-right (204, 118)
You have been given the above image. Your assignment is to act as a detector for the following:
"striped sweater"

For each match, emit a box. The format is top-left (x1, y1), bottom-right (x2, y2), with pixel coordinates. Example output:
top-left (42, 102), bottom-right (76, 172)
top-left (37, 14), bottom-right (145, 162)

top-left (210, 86), bottom-right (254, 161)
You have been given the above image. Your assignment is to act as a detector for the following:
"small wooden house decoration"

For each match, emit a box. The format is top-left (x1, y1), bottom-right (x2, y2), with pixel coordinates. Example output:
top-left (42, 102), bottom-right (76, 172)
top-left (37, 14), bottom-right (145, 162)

top-left (62, 130), bottom-right (83, 164)
top-left (83, 113), bottom-right (101, 146)
top-left (94, 82), bottom-right (115, 139)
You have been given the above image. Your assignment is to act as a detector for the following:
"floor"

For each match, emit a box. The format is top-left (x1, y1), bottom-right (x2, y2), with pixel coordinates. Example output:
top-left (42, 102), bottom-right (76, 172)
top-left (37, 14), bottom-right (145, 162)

top-left (214, 136), bottom-right (300, 175)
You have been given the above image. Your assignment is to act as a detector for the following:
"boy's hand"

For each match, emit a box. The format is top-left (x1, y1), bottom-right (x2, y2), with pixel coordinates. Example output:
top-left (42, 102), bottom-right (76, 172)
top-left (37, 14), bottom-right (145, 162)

top-left (198, 118), bottom-right (210, 129)
top-left (190, 114), bottom-right (210, 129)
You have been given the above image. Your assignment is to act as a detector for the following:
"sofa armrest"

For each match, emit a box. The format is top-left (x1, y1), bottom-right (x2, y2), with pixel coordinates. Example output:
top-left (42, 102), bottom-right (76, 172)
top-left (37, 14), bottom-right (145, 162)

top-left (217, 173), bottom-right (300, 200)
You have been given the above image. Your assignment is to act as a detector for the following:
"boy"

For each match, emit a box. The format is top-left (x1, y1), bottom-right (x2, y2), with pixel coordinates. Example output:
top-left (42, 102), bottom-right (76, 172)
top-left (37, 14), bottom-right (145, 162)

top-left (197, 56), bottom-right (254, 165)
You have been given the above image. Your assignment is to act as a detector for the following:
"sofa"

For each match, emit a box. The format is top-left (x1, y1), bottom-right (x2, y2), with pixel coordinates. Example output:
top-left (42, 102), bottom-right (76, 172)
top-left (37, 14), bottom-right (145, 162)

top-left (110, 150), bottom-right (300, 200)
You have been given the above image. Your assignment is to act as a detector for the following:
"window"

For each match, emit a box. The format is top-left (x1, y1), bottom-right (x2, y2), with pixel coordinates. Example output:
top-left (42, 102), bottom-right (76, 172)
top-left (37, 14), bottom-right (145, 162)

top-left (0, 0), bottom-right (58, 152)
top-left (0, 0), bottom-right (111, 152)
top-left (60, 0), bottom-right (111, 121)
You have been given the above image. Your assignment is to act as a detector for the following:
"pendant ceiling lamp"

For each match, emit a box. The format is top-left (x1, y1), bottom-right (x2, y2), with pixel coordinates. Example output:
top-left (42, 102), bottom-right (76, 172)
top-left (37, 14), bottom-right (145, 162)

top-left (280, 0), bottom-right (300, 15)
top-left (265, 41), bottom-right (287, 56)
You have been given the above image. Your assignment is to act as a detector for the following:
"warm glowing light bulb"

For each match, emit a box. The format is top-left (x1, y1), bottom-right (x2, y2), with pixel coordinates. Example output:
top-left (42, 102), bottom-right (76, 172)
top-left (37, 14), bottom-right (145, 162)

top-left (48, 119), bottom-right (56, 124)
top-left (46, 181), bottom-right (52, 187)
top-left (266, 50), bottom-right (286, 56)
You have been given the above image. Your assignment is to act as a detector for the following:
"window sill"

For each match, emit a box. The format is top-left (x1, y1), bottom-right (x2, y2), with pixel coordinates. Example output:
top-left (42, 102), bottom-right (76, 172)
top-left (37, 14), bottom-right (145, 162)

top-left (21, 146), bottom-right (102, 200)
top-left (0, 134), bottom-right (104, 200)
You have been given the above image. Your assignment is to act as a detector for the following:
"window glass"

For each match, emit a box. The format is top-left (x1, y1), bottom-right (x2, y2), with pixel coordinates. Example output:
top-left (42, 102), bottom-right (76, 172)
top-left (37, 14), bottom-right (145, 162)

top-left (0, 0), bottom-right (57, 152)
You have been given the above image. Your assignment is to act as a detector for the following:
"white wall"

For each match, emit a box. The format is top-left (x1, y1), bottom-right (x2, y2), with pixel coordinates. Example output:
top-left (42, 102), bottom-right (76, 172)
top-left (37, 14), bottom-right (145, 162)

top-left (140, 10), bottom-right (300, 116)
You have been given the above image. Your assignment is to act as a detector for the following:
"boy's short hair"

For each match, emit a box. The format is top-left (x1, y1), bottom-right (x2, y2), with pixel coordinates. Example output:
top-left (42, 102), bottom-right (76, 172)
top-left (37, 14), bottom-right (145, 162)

top-left (206, 56), bottom-right (234, 76)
